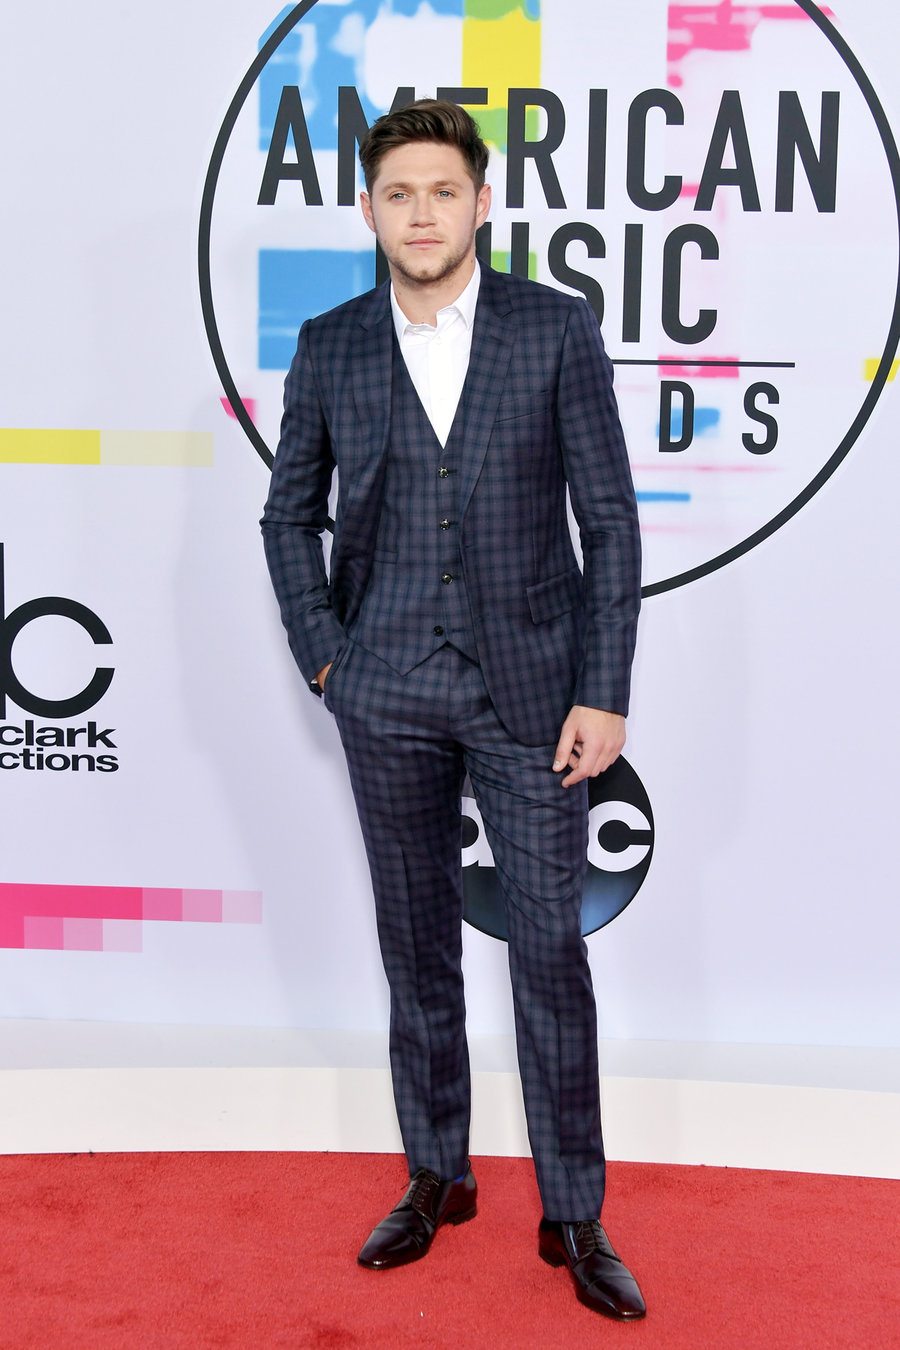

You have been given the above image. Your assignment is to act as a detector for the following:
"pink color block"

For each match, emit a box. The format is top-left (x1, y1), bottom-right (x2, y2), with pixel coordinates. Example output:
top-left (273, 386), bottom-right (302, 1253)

top-left (181, 890), bottom-right (223, 923)
top-left (62, 917), bottom-right (104, 951)
top-left (221, 891), bottom-right (263, 924)
top-left (102, 919), bottom-right (143, 953)
top-left (666, 3), bottom-right (829, 85)
top-left (220, 396), bottom-right (257, 425)
top-left (0, 913), bottom-right (24, 948)
top-left (64, 886), bottom-right (141, 920)
top-left (659, 357), bottom-right (741, 379)
top-left (0, 883), bottom-right (141, 920)
top-left (23, 916), bottom-right (65, 950)
top-left (142, 888), bottom-right (184, 921)
top-left (632, 462), bottom-right (777, 473)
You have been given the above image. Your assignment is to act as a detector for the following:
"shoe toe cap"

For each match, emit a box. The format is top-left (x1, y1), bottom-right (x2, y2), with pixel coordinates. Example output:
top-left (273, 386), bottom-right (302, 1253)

top-left (357, 1212), bottom-right (431, 1268)
top-left (581, 1265), bottom-right (647, 1319)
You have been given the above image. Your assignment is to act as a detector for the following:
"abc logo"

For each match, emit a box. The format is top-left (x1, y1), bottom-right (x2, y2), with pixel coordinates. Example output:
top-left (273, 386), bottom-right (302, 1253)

top-left (0, 544), bottom-right (114, 719)
top-left (462, 755), bottom-right (654, 939)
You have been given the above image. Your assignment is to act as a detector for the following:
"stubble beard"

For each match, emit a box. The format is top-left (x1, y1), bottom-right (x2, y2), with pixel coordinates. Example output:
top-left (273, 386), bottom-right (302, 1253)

top-left (379, 220), bottom-right (478, 292)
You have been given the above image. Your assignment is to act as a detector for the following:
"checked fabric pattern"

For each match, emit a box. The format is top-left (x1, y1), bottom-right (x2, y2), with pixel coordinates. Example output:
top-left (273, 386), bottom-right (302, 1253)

top-left (261, 260), bottom-right (642, 1220)
top-left (261, 261), bottom-right (641, 746)
top-left (326, 641), bottom-right (606, 1220)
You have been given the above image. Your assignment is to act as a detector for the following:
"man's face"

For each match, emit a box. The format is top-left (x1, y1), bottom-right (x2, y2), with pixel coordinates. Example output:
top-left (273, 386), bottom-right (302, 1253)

top-left (360, 141), bottom-right (491, 290)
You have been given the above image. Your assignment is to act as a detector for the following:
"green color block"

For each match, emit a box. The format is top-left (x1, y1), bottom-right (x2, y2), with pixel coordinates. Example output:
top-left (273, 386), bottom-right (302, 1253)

top-left (490, 250), bottom-right (538, 280)
top-left (465, 0), bottom-right (540, 18)
top-left (472, 105), bottom-right (539, 155)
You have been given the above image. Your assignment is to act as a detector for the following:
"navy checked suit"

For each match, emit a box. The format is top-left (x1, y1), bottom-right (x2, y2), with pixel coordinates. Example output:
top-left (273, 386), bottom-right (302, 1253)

top-left (262, 261), bottom-right (641, 1220)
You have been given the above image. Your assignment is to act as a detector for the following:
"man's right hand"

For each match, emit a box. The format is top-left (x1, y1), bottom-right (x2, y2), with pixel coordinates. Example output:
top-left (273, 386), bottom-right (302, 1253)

top-left (316, 663), bottom-right (332, 691)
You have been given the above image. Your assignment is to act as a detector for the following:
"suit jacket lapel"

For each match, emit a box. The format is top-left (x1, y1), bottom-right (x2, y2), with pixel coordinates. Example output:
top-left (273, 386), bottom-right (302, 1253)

top-left (455, 264), bottom-right (515, 521)
top-left (331, 284), bottom-right (393, 621)
top-left (351, 283), bottom-right (393, 455)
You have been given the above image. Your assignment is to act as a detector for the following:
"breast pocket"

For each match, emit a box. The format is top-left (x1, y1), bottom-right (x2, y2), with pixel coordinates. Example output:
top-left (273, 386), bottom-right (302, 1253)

top-left (494, 391), bottom-right (554, 424)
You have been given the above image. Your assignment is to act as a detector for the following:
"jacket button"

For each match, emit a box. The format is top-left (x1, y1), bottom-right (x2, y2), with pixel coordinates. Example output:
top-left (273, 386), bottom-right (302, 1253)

top-left (433, 625), bottom-right (444, 635)
top-left (441, 573), bottom-right (453, 584)
top-left (438, 466), bottom-right (449, 477)
top-left (440, 518), bottom-right (451, 530)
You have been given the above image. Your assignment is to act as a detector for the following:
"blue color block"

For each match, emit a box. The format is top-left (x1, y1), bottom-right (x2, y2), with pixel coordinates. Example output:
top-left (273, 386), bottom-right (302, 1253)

top-left (259, 248), bottom-right (375, 370)
top-left (694, 407), bottom-right (721, 436)
top-left (635, 491), bottom-right (691, 503)
top-left (655, 406), bottom-right (721, 440)
top-left (259, 0), bottom-right (464, 152)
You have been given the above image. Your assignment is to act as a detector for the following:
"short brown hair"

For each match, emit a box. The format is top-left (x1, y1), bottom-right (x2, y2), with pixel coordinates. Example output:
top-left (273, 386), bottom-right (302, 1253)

top-left (359, 98), bottom-right (489, 192)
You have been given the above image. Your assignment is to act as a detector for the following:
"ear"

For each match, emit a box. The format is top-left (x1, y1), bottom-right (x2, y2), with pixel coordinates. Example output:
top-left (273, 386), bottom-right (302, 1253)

top-left (475, 182), bottom-right (491, 230)
top-left (360, 191), bottom-right (376, 234)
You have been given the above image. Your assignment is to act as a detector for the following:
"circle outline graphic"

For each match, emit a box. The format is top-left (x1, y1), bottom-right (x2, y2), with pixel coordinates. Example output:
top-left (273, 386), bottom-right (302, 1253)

top-left (199, 0), bottom-right (900, 596)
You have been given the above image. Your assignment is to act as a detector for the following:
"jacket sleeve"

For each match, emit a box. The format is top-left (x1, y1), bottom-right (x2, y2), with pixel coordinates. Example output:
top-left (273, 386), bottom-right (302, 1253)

top-left (260, 322), bottom-right (347, 688)
top-left (555, 300), bottom-right (642, 715)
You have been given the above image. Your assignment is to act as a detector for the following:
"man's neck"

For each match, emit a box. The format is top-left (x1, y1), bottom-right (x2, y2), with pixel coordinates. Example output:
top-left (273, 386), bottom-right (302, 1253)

top-left (391, 256), bottom-right (477, 327)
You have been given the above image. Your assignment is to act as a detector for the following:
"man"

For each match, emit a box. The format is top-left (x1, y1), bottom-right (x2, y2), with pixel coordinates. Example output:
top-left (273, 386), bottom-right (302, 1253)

top-left (261, 99), bottom-right (645, 1321)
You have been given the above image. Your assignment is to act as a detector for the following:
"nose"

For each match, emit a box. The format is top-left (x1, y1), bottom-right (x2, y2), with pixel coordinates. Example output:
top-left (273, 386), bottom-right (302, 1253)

top-left (409, 192), bottom-right (436, 226)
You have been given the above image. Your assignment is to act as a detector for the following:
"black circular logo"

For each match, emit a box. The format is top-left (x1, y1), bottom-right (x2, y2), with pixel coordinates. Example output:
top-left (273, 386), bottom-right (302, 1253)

top-left (461, 755), bottom-right (654, 940)
top-left (0, 544), bottom-right (114, 720)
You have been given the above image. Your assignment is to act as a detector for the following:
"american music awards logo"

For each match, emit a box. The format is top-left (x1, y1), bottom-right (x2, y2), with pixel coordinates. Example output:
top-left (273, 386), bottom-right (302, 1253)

top-left (200, 0), bottom-right (900, 596)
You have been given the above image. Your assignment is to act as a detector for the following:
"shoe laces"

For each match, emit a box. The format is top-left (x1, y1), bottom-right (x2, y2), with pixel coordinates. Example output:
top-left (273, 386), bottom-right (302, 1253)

top-left (404, 1169), bottom-right (441, 1217)
top-left (572, 1220), bottom-right (618, 1261)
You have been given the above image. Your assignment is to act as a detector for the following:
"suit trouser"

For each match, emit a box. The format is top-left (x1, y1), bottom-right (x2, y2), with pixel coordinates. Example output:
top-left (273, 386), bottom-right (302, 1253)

top-left (325, 639), bottom-right (606, 1221)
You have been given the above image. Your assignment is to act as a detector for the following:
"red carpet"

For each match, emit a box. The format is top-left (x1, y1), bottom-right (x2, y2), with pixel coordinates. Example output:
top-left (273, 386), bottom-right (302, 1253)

top-left (0, 1152), bottom-right (897, 1349)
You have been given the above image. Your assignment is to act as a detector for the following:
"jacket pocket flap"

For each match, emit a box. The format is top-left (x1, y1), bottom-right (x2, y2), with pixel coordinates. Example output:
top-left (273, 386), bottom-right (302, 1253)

top-left (526, 567), bottom-right (582, 625)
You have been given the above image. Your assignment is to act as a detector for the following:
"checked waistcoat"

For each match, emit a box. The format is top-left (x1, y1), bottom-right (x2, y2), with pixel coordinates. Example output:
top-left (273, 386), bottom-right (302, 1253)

top-left (348, 334), bottom-right (479, 673)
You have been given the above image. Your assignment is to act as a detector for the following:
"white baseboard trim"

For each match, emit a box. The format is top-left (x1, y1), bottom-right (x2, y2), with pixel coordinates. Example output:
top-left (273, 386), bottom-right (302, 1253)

top-left (0, 1022), bottom-right (897, 1176)
top-left (0, 1064), bottom-right (897, 1178)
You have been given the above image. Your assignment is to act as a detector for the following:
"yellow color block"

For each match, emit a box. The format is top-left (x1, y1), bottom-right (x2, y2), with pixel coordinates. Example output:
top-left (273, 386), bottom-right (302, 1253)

top-left (463, 11), bottom-right (541, 106)
top-left (0, 429), bottom-right (100, 464)
top-left (863, 357), bottom-right (898, 383)
top-left (100, 431), bottom-right (214, 466)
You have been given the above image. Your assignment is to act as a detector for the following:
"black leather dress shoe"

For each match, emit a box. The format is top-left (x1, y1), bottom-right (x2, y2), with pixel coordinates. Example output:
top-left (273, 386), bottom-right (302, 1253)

top-left (357, 1164), bottom-right (477, 1269)
top-left (539, 1218), bottom-right (646, 1320)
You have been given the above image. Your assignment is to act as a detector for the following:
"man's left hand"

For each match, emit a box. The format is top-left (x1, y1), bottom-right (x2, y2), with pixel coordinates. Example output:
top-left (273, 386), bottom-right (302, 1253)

top-left (552, 707), bottom-right (625, 787)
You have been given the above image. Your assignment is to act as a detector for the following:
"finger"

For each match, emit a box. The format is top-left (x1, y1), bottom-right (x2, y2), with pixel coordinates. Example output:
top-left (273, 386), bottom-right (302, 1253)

top-left (552, 725), bottom-right (577, 773)
top-left (562, 737), bottom-right (609, 785)
top-left (563, 740), bottom-right (621, 784)
top-left (561, 742), bottom-right (595, 786)
top-left (561, 759), bottom-right (591, 787)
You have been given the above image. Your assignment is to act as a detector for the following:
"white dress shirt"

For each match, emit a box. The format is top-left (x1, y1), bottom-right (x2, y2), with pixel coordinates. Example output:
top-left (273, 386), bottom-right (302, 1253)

top-left (389, 263), bottom-right (481, 447)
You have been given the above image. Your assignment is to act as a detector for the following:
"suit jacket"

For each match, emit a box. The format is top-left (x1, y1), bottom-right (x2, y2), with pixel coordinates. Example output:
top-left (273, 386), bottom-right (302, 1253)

top-left (261, 260), bottom-right (641, 747)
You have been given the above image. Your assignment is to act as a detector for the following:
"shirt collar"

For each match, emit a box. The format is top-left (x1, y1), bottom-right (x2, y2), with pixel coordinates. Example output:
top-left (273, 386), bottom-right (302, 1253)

top-left (390, 260), bottom-right (481, 340)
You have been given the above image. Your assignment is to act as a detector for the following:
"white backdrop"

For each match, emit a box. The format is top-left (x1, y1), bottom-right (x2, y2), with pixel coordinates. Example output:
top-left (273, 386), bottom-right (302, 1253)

top-left (1, 0), bottom-right (898, 1056)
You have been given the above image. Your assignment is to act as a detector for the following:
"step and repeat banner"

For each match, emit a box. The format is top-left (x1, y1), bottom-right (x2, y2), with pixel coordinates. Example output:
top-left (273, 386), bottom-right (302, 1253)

top-left (1, 1), bottom-right (898, 1050)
